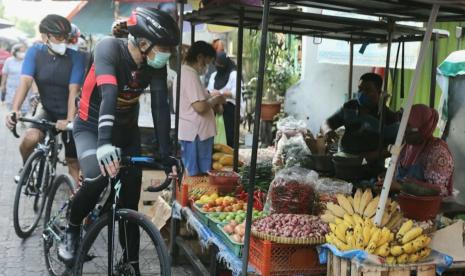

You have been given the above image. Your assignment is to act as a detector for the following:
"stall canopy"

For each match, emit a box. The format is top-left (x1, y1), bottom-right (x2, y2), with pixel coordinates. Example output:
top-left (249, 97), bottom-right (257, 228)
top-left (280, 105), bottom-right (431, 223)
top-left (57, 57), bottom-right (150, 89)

top-left (184, 4), bottom-right (448, 43)
top-left (274, 0), bottom-right (465, 22)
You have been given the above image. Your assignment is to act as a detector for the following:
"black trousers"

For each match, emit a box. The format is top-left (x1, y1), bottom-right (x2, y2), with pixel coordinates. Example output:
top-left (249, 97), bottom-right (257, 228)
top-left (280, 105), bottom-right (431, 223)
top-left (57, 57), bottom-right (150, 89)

top-left (70, 118), bottom-right (142, 263)
top-left (223, 102), bottom-right (236, 147)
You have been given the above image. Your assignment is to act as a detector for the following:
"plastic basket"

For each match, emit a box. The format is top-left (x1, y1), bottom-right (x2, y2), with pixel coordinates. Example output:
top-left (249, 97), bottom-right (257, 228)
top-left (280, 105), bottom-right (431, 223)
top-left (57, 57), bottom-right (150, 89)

top-left (248, 236), bottom-right (325, 276)
top-left (216, 224), bottom-right (244, 257)
top-left (398, 192), bottom-right (441, 221)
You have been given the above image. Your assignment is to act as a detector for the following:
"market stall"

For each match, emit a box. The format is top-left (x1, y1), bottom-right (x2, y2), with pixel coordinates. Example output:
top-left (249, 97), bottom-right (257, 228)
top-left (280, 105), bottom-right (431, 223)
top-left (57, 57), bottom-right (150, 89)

top-left (166, 1), bottom-right (465, 275)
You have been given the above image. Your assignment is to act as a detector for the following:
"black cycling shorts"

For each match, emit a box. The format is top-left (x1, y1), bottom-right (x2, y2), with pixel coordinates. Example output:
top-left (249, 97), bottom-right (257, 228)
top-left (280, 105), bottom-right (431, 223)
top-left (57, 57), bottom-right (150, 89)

top-left (30, 106), bottom-right (77, 159)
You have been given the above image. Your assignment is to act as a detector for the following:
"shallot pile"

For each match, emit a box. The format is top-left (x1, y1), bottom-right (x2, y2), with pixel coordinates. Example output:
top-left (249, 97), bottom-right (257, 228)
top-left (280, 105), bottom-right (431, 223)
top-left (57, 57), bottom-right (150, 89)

top-left (223, 221), bottom-right (245, 243)
top-left (252, 214), bottom-right (329, 238)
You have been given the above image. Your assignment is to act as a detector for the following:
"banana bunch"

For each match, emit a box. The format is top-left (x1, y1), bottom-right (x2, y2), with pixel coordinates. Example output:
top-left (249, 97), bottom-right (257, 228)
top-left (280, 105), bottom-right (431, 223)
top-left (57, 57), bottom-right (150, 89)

top-left (325, 213), bottom-right (394, 256)
top-left (385, 220), bottom-right (432, 265)
top-left (321, 189), bottom-right (403, 230)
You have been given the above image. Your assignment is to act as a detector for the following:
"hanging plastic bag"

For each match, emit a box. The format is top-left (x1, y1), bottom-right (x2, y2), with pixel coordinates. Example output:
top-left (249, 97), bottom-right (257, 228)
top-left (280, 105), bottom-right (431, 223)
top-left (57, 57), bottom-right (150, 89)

top-left (214, 115), bottom-right (227, 145)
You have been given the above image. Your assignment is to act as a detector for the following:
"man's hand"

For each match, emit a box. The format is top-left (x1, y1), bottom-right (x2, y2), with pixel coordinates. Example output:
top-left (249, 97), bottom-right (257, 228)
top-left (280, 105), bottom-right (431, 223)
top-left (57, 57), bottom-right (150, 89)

top-left (55, 120), bottom-right (70, 131)
top-left (208, 94), bottom-right (226, 106)
top-left (96, 144), bottom-right (121, 178)
top-left (5, 111), bottom-right (18, 130)
top-left (324, 130), bottom-right (338, 144)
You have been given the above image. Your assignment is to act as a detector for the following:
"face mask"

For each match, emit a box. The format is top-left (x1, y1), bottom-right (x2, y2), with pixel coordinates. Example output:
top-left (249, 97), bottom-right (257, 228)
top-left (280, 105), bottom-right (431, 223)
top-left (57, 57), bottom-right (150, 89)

top-left (147, 51), bottom-right (171, 69)
top-left (16, 52), bottom-right (25, 59)
top-left (48, 41), bottom-right (67, 55)
top-left (357, 90), bottom-right (370, 107)
top-left (405, 128), bottom-right (422, 145)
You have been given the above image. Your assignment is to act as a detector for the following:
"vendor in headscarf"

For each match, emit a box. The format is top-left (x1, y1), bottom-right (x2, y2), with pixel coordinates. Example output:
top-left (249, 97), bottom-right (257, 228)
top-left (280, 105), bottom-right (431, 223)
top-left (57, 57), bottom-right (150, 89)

top-left (207, 52), bottom-right (242, 147)
top-left (394, 104), bottom-right (454, 196)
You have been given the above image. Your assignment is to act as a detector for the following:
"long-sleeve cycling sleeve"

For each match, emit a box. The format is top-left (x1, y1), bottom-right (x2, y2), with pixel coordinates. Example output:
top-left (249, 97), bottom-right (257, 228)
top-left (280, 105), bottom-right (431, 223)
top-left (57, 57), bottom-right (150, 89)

top-left (150, 68), bottom-right (171, 158)
top-left (94, 39), bottom-right (119, 147)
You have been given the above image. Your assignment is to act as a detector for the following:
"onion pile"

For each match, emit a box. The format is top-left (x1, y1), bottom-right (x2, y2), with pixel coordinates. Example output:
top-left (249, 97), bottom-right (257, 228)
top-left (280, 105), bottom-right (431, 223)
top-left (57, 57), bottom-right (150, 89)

top-left (223, 221), bottom-right (246, 243)
top-left (252, 214), bottom-right (329, 238)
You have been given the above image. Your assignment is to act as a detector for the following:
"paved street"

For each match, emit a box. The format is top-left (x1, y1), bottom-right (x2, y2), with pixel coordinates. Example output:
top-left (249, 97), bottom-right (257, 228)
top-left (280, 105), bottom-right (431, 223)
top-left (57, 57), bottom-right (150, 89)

top-left (0, 104), bottom-right (193, 276)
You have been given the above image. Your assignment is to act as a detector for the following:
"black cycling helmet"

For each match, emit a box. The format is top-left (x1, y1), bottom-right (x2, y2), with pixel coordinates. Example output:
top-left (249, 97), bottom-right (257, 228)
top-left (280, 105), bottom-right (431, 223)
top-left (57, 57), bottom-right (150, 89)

top-left (39, 14), bottom-right (71, 37)
top-left (126, 7), bottom-right (179, 47)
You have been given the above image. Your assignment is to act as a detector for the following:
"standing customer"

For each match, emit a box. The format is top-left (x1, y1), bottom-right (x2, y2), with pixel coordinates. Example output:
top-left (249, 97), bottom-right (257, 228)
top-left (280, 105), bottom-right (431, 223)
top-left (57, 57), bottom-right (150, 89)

top-left (174, 41), bottom-right (226, 176)
top-left (1, 44), bottom-right (33, 115)
top-left (207, 52), bottom-right (241, 147)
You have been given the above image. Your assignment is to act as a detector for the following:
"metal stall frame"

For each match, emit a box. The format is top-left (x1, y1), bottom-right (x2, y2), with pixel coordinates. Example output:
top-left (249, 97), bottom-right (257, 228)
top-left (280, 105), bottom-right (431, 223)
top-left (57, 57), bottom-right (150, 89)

top-left (169, 1), bottom-right (455, 275)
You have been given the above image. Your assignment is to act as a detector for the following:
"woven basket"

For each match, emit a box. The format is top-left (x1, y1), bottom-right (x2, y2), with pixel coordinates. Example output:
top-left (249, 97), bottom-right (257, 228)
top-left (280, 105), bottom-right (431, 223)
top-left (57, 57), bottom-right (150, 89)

top-left (251, 229), bottom-right (326, 245)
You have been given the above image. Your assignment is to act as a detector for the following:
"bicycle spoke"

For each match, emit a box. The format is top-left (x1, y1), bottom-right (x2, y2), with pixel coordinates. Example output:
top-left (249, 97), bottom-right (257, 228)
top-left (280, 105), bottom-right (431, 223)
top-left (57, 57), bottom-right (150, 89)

top-left (79, 217), bottom-right (165, 275)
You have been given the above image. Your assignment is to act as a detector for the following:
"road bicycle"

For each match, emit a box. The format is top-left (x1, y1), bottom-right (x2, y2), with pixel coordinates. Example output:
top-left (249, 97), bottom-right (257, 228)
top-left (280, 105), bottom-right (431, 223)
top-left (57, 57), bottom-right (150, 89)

top-left (43, 155), bottom-right (182, 276)
top-left (11, 115), bottom-right (72, 239)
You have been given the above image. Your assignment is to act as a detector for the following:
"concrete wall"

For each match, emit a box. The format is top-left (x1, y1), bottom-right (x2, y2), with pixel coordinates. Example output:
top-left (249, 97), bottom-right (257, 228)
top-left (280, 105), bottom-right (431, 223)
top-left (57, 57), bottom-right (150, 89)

top-left (284, 28), bottom-right (371, 136)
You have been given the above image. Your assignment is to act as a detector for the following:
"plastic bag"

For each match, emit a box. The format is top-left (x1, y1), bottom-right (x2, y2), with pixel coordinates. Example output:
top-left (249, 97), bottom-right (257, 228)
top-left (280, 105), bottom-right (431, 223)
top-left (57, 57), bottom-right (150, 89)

top-left (273, 133), bottom-right (312, 171)
top-left (264, 167), bottom-right (319, 215)
top-left (276, 116), bottom-right (308, 136)
top-left (315, 178), bottom-right (353, 196)
top-left (214, 115), bottom-right (227, 145)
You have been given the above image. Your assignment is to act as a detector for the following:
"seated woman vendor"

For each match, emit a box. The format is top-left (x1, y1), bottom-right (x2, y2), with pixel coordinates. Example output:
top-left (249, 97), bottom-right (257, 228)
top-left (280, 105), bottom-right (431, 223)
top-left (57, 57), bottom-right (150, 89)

top-left (321, 73), bottom-right (400, 163)
top-left (392, 104), bottom-right (454, 197)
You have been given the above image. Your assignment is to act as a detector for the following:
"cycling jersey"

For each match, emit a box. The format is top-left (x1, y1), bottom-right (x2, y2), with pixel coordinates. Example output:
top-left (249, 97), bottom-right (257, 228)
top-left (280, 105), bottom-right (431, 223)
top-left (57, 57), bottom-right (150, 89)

top-left (21, 43), bottom-right (85, 119)
top-left (78, 37), bottom-right (171, 157)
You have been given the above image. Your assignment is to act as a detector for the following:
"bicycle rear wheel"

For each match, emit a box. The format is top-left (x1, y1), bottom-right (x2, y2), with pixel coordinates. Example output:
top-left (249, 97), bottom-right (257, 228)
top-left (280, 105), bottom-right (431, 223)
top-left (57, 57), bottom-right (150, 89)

top-left (43, 174), bottom-right (76, 276)
top-left (13, 150), bottom-right (48, 238)
top-left (74, 209), bottom-right (170, 276)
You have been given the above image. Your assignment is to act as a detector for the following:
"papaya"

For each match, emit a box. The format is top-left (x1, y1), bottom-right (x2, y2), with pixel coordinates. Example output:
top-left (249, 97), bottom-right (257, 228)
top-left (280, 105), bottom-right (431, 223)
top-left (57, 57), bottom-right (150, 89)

top-left (212, 162), bottom-right (223, 170)
top-left (212, 152), bottom-right (224, 161)
top-left (214, 144), bottom-right (233, 154)
top-left (219, 154), bottom-right (233, 166)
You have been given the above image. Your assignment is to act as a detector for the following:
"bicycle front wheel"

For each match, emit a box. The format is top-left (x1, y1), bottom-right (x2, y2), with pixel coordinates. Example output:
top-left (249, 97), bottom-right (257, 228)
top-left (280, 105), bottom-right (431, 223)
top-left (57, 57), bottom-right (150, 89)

top-left (43, 174), bottom-right (76, 276)
top-left (13, 150), bottom-right (48, 238)
top-left (74, 209), bottom-right (170, 276)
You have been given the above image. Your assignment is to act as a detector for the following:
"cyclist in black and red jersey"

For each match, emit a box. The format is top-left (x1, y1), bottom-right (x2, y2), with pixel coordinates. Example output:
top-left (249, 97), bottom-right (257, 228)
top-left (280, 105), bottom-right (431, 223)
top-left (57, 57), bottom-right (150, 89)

top-left (58, 8), bottom-right (180, 267)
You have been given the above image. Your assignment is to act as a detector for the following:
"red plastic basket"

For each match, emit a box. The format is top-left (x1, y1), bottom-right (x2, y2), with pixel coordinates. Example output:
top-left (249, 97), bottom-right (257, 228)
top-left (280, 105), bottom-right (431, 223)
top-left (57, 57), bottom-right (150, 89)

top-left (208, 170), bottom-right (240, 187)
top-left (248, 236), bottom-right (325, 276)
top-left (398, 192), bottom-right (442, 221)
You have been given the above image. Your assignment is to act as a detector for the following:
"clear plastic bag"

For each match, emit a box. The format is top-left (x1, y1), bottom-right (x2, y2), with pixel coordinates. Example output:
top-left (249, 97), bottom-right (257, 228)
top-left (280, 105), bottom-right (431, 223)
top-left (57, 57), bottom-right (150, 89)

top-left (276, 116), bottom-right (308, 136)
top-left (264, 167), bottom-right (319, 214)
top-left (315, 178), bottom-right (353, 195)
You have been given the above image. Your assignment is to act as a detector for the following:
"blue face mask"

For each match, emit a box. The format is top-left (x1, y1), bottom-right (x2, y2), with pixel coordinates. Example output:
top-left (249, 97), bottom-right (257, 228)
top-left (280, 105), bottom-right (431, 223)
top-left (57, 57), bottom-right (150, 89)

top-left (147, 51), bottom-right (171, 69)
top-left (357, 90), bottom-right (370, 107)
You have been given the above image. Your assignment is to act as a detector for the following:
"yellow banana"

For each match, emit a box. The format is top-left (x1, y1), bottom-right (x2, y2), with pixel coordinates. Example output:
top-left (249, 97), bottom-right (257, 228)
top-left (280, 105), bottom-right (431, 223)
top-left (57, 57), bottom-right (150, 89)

top-left (366, 228), bottom-right (381, 253)
top-left (412, 235), bottom-right (429, 250)
top-left (337, 194), bottom-right (354, 215)
top-left (325, 234), bottom-right (333, 244)
top-left (329, 223), bottom-right (337, 233)
top-left (397, 253), bottom-right (409, 264)
top-left (402, 242), bottom-right (415, 254)
top-left (385, 211), bottom-right (403, 230)
top-left (359, 189), bottom-right (373, 215)
top-left (335, 217), bottom-right (344, 225)
top-left (353, 189), bottom-right (362, 214)
top-left (375, 243), bottom-right (390, 257)
top-left (335, 223), bottom-right (349, 242)
top-left (396, 220), bottom-right (414, 241)
top-left (408, 252), bottom-right (420, 263)
top-left (402, 227), bottom-right (423, 245)
top-left (343, 214), bottom-right (355, 227)
top-left (321, 211), bottom-right (336, 223)
top-left (363, 196), bottom-right (380, 218)
top-left (353, 214), bottom-right (364, 228)
top-left (354, 224), bottom-right (363, 249)
top-left (386, 256), bottom-right (396, 265)
top-left (390, 245), bottom-right (404, 257)
top-left (346, 231), bottom-right (355, 248)
top-left (364, 218), bottom-right (374, 229)
top-left (327, 202), bottom-right (346, 218)
top-left (419, 247), bottom-right (432, 260)
top-left (377, 227), bottom-right (392, 247)
top-left (381, 211), bottom-right (391, 227)
top-left (332, 234), bottom-right (351, 251)
top-left (362, 225), bottom-right (372, 247)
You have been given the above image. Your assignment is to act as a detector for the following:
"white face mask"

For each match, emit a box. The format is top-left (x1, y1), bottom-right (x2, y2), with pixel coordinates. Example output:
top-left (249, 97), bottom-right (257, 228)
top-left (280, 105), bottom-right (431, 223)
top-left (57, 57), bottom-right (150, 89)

top-left (16, 52), bottom-right (25, 59)
top-left (48, 41), bottom-right (67, 55)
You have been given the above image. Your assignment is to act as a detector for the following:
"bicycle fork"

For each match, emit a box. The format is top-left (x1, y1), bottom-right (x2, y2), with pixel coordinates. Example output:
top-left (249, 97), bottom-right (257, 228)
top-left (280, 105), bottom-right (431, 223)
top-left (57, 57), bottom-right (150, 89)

top-left (108, 180), bottom-right (122, 276)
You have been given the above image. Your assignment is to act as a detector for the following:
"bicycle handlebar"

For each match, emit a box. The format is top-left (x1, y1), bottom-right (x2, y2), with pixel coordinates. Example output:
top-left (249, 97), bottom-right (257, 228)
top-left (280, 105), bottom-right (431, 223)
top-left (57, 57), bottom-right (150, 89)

top-left (84, 156), bottom-right (183, 193)
top-left (10, 114), bottom-right (73, 138)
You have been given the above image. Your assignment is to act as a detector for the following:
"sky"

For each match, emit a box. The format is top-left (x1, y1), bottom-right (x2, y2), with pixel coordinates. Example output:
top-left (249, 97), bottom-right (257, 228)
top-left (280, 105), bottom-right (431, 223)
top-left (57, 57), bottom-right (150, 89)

top-left (2, 0), bottom-right (78, 23)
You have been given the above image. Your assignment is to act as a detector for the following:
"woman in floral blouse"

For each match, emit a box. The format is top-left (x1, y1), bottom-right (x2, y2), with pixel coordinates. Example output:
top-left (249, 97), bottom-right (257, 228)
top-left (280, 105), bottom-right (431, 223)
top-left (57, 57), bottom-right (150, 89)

top-left (395, 104), bottom-right (454, 196)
